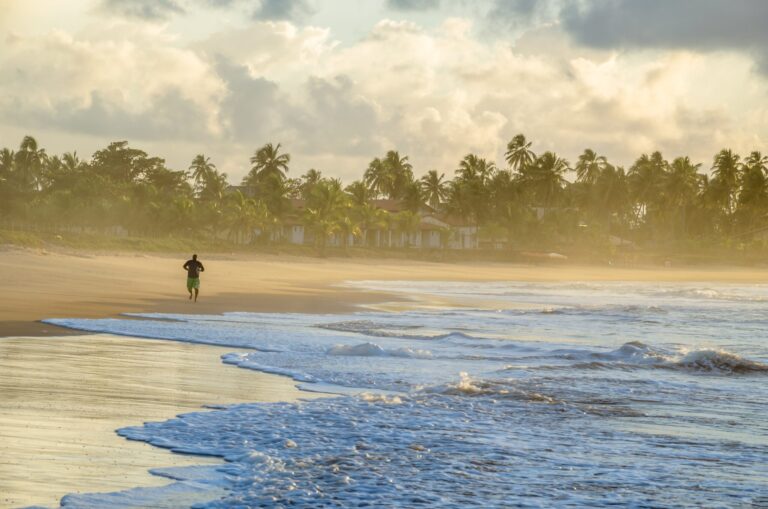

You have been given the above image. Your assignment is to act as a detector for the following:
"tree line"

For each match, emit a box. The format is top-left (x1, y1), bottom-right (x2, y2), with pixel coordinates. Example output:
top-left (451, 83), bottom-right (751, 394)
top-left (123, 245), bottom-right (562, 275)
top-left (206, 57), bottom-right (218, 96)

top-left (1, 134), bottom-right (767, 253)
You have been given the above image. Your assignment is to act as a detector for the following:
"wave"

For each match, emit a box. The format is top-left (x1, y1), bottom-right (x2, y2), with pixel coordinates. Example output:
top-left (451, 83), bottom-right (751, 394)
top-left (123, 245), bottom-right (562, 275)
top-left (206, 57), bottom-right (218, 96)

top-left (318, 320), bottom-right (485, 342)
top-left (221, 353), bottom-right (317, 383)
top-left (673, 349), bottom-right (768, 374)
top-left (538, 305), bottom-right (668, 316)
top-left (422, 373), bottom-right (644, 417)
top-left (327, 342), bottom-right (432, 359)
top-left (647, 287), bottom-right (768, 303)
top-left (509, 342), bottom-right (768, 375)
top-left (424, 372), bottom-right (558, 403)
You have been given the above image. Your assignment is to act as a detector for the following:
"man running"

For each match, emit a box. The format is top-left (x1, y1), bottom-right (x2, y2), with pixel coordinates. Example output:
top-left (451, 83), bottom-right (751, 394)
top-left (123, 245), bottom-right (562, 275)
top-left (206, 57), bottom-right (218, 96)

top-left (182, 254), bottom-right (205, 302)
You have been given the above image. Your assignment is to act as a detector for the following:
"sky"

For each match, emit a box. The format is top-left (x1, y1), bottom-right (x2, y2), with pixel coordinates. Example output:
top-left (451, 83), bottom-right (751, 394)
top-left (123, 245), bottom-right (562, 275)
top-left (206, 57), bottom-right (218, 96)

top-left (0, 0), bottom-right (767, 182)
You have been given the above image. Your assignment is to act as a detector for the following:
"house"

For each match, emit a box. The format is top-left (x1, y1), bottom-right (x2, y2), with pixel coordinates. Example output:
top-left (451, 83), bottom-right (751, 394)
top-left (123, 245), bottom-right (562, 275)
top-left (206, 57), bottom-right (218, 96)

top-left (224, 185), bottom-right (256, 198)
top-left (278, 198), bottom-right (477, 250)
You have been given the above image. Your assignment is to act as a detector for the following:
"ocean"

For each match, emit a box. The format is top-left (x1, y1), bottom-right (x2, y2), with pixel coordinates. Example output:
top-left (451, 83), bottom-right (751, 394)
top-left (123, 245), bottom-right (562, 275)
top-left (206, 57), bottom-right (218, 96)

top-left (44, 281), bottom-right (768, 508)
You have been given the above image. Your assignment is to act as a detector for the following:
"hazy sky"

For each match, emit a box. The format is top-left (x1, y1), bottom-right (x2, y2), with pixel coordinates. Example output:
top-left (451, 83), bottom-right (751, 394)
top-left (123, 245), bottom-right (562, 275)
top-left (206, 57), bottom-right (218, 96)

top-left (1, 0), bottom-right (767, 182)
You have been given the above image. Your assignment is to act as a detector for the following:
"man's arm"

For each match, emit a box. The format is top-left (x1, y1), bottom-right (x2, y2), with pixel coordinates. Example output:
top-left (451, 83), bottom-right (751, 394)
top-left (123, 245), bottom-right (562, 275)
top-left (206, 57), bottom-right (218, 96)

top-left (183, 261), bottom-right (189, 270)
top-left (199, 262), bottom-right (205, 272)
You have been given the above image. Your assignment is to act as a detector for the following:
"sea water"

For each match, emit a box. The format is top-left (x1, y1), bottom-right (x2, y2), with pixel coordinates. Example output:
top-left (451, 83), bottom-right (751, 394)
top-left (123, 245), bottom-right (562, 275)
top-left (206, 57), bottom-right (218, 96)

top-left (42, 281), bottom-right (768, 508)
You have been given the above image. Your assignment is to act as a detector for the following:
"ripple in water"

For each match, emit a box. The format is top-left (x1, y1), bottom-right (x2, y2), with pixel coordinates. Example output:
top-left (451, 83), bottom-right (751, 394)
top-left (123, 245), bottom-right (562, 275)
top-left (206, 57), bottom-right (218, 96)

top-left (46, 281), bottom-right (768, 508)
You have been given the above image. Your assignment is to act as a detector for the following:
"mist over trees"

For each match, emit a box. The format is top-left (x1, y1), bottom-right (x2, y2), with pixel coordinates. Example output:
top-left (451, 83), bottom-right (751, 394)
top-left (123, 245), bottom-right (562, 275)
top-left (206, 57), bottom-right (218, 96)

top-left (1, 134), bottom-right (767, 256)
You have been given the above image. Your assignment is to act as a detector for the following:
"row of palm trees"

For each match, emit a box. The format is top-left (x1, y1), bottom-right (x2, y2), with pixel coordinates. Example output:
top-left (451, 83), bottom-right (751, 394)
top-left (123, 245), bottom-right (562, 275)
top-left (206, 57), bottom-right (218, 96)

top-left (1, 134), bottom-right (767, 252)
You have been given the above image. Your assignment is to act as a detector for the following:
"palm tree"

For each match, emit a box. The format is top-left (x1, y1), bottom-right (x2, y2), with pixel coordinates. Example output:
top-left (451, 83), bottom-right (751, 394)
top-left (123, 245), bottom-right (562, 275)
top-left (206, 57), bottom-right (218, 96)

top-left (420, 170), bottom-right (447, 209)
top-left (302, 168), bottom-right (323, 186)
top-left (665, 156), bottom-right (702, 235)
top-left (363, 151), bottom-right (414, 199)
top-left (363, 158), bottom-right (388, 198)
top-left (456, 154), bottom-right (496, 185)
top-left (628, 151), bottom-right (668, 223)
top-left (666, 157), bottom-right (701, 206)
top-left (300, 168), bottom-right (323, 199)
top-left (444, 180), bottom-right (474, 224)
top-left (345, 180), bottom-right (373, 208)
top-left (575, 148), bottom-right (607, 185)
top-left (592, 164), bottom-right (630, 227)
top-left (505, 134), bottom-right (535, 172)
top-left (0, 149), bottom-right (11, 206)
top-left (744, 151), bottom-right (768, 175)
top-left (14, 135), bottom-right (46, 192)
top-left (400, 181), bottom-right (423, 213)
top-left (189, 154), bottom-right (217, 189)
top-left (244, 143), bottom-right (290, 186)
top-left (450, 154), bottom-right (497, 226)
top-left (521, 151), bottom-right (570, 207)
top-left (711, 149), bottom-right (741, 214)
top-left (355, 201), bottom-right (387, 246)
top-left (737, 163), bottom-right (768, 231)
top-left (62, 152), bottom-right (81, 172)
top-left (303, 179), bottom-right (349, 255)
top-left (383, 150), bottom-right (414, 199)
top-left (224, 190), bottom-right (271, 244)
top-left (337, 215), bottom-right (362, 250)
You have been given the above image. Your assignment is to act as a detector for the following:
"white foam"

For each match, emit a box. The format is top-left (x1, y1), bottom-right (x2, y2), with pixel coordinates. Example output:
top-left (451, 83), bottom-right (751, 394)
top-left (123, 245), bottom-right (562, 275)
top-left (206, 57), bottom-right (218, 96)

top-left (327, 342), bottom-right (432, 358)
top-left (42, 280), bottom-right (768, 508)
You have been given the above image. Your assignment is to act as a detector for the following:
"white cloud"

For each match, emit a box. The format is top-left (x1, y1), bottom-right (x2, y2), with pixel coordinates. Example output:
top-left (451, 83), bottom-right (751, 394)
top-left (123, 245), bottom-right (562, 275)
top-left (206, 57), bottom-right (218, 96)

top-left (1, 7), bottom-right (767, 183)
top-left (0, 21), bottom-right (226, 138)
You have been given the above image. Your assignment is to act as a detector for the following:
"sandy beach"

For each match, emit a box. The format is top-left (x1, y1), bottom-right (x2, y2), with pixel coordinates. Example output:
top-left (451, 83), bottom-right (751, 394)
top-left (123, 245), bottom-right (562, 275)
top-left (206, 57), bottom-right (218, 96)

top-left (2, 247), bottom-right (768, 507)
top-left (0, 334), bottom-right (320, 509)
top-left (3, 247), bottom-right (768, 337)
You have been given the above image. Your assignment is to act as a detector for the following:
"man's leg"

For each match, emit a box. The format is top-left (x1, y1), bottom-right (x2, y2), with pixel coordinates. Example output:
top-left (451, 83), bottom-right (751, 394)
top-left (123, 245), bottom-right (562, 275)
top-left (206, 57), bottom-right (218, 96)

top-left (194, 287), bottom-right (199, 302)
top-left (187, 279), bottom-right (193, 299)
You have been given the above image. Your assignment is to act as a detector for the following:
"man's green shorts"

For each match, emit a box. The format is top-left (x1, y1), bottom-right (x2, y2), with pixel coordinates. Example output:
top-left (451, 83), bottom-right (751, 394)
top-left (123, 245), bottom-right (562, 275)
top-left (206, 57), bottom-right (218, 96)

top-left (187, 277), bottom-right (200, 290)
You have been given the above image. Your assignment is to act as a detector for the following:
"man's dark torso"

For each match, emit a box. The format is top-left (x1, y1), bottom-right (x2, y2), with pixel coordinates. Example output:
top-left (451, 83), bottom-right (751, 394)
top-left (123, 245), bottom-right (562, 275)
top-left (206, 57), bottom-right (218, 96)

top-left (184, 259), bottom-right (204, 278)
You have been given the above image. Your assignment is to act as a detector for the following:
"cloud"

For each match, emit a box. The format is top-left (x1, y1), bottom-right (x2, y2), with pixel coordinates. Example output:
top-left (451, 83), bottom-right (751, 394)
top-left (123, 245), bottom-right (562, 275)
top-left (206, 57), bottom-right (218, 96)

top-left (386, 0), bottom-right (441, 10)
top-left (252, 0), bottom-right (314, 21)
top-left (290, 75), bottom-right (384, 156)
top-left (485, 0), bottom-right (563, 30)
top-left (99, 0), bottom-right (185, 20)
top-left (0, 25), bottom-right (225, 140)
top-left (214, 56), bottom-right (287, 142)
top-left (197, 20), bottom-right (335, 93)
top-left (98, 0), bottom-right (315, 23)
top-left (34, 90), bottom-right (214, 139)
top-left (1, 8), bottom-right (767, 183)
top-left (487, 0), bottom-right (540, 24)
top-left (560, 0), bottom-right (768, 71)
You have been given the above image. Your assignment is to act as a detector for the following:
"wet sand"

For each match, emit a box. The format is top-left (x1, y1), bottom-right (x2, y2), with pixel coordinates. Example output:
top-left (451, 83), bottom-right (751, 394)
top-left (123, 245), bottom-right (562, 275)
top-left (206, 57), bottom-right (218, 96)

top-left (0, 334), bottom-right (320, 509)
top-left (2, 248), bottom-right (768, 337)
top-left (3, 248), bottom-right (768, 507)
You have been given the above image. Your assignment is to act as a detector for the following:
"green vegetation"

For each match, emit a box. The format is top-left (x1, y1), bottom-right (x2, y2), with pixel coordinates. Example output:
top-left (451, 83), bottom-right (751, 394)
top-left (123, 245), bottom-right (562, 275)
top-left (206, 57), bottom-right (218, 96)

top-left (1, 134), bottom-right (768, 263)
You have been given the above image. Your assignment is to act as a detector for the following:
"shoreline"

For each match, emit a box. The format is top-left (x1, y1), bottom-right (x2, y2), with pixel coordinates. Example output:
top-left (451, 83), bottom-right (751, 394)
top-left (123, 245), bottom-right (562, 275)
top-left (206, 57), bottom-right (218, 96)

top-left (4, 248), bottom-right (768, 338)
top-left (0, 333), bottom-right (324, 509)
top-left (3, 249), bottom-right (768, 506)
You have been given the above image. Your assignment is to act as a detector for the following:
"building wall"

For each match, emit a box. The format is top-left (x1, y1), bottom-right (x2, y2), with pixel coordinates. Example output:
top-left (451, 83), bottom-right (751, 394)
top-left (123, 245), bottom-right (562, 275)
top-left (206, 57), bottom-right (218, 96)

top-left (280, 223), bottom-right (478, 250)
top-left (289, 225), bottom-right (304, 245)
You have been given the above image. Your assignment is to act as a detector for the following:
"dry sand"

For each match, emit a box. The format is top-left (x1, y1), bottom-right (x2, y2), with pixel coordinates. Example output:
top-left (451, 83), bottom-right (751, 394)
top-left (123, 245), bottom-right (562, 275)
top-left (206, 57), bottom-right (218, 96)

top-left (2, 247), bottom-right (768, 337)
top-left (2, 247), bottom-right (768, 507)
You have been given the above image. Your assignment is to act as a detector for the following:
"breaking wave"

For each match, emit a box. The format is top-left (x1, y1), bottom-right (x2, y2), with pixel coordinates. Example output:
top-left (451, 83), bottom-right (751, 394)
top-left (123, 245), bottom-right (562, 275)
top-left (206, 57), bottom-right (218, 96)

top-left (327, 342), bottom-right (432, 359)
top-left (673, 349), bottom-right (768, 374)
top-left (510, 341), bottom-right (768, 375)
top-left (39, 279), bottom-right (768, 508)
